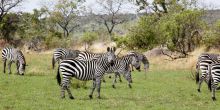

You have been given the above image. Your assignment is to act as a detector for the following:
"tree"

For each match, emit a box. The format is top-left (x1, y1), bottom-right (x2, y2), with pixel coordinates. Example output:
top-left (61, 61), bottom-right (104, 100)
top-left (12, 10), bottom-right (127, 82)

top-left (96, 0), bottom-right (128, 39)
top-left (159, 10), bottom-right (205, 56)
top-left (0, 13), bottom-right (19, 42)
top-left (48, 0), bottom-right (84, 38)
top-left (134, 0), bottom-right (198, 16)
top-left (81, 32), bottom-right (98, 51)
top-left (0, 0), bottom-right (23, 22)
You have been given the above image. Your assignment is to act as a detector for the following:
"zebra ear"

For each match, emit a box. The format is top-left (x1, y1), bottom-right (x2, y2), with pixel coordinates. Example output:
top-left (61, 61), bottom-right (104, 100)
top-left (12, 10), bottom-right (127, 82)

top-left (107, 47), bottom-right (110, 52)
top-left (113, 47), bottom-right (116, 52)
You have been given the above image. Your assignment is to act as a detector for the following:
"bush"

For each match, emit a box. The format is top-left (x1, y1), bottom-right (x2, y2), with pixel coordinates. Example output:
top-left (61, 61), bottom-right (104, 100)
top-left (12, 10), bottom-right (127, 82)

top-left (119, 15), bottom-right (159, 50)
top-left (202, 20), bottom-right (220, 49)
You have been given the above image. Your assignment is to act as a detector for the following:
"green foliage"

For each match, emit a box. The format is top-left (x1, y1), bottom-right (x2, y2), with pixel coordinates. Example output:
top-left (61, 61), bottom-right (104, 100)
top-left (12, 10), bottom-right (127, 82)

top-left (0, 13), bottom-right (19, 41)
top-left (202, 20), bottom-right (220, 48)
top-left (119, 9), bottom-right (205, 53)
top-left (44, 32), bottom-right (70, 49)
top-left (158, 10), bottom-right (205, 53)
top-left (81, 32), bottom-right (98, 45)
top-left (122, 15), bottom-right (159, 50)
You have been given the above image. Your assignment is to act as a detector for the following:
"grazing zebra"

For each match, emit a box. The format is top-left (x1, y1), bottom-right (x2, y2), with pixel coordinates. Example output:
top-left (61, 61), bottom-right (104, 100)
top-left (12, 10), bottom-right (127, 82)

top-left (208, 63), bottom-right (220, 101)
top-left (56, 47), bottom-right (116, 99)
top-left (105, 54), bottom-right (141, 88)
top-left (128, 52), bottom-right (149, 72)
top-left (114, 52), bottom-right (149, 83)
top-left (2, 47), bottom-right (26, 75)
top-left (52, 48), bottom-right (80, 69)
top-left (195, 53), bottom-right (220, 92)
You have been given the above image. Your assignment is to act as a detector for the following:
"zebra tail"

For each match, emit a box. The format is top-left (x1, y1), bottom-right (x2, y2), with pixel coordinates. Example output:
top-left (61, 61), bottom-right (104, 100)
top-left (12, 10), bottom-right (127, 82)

top-left (56, 65), bottom-right (61, 86)
top-left (208, 74), bottom-right (212, 92)
top-left (52, 55), bottom-right (55, 69)
top-left (195, 61), bottom-right (200, 84)
top-left (208, 64), bottom-right (212, 91)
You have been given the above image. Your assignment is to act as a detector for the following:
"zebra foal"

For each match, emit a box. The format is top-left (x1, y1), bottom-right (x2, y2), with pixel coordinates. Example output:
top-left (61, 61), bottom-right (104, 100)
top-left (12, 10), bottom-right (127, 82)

top-left (2, 47), bottom-right (27, 75)
top-left (56, 47), bottom-right (116, 99)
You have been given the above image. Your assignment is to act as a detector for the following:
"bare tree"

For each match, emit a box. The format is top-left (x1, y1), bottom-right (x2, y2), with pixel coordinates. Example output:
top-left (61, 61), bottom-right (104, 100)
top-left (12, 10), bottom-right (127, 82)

top-left (46, 0), bottom-right (84, 38)
top-left (0, 0), bottom-right (23, 22)
top-left (96, 0), bottom-right (128, 39)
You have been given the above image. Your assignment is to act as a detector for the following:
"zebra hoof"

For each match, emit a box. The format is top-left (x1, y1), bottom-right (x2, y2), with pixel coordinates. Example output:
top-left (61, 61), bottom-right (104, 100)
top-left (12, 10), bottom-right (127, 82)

top-left (103, 80), bottom-right (106, 83)
top-left (89, 95), bottom-right (93, 99)
top-left (69, 96), bottom-right (74, 99)
top-left (129, 84), bottom-right (132, 88)
top-left (97, 96), bottom-right (101, 99)
top-left (109, 76), bottom-right (112, 79)
top-left (197, 89), bottom-right (201, 92)
top-left (212, 97), bottom-right (216, 101)
top-left (112, 85), bottom-right (115, 88)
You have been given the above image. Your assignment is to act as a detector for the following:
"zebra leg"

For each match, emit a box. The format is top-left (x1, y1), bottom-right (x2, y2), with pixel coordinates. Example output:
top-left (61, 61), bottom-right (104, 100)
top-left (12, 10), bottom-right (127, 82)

top-left (8, 61), bottom-right (13, 74)
top-left (198, 73), bottom-right (206, 92)
top-left (66, 82), bottom-right (74, 99)
top-left (3, 60), bottom-right (6, 73)
top-left (16, 61), bottom-right (19, 74)
top-left (89, 79), bottom-right (96, 99)
top-left (212, 83), bottom-right (217, 101)
top-left (118, 74), bottom-right (122, 82)
top-left (131, 65), bottom-right (134, 71)
top-left (96, 77), bottom-right (102, 99)
top-left (60, 83), bottom-right (66, 99)
top-left (112, 73), bottom-right (117, 88)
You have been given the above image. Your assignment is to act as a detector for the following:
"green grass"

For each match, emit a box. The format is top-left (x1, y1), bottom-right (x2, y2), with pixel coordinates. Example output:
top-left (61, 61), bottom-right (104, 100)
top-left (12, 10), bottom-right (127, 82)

top-left (0, 53), bottom-right (220, 110)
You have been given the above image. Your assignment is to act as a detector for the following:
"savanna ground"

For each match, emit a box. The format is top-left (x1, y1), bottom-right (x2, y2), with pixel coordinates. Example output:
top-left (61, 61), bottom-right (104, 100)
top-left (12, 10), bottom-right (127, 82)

top-left (0, 51), bottom-right (220, 110)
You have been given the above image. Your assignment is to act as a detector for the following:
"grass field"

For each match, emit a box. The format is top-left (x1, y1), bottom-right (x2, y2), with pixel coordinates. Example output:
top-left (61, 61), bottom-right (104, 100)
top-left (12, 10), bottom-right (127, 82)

top-left (0, 53), bottom-right (220, 110)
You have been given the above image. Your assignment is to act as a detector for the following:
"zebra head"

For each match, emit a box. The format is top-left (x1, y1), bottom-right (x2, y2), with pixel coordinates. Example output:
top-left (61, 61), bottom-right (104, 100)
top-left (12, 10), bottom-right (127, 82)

top-left (17, 50), bottom-right (26, 75)
top-left (106, 47), bottom-right (116, 66)
top-left (128, 52), bottom-right (141, 71)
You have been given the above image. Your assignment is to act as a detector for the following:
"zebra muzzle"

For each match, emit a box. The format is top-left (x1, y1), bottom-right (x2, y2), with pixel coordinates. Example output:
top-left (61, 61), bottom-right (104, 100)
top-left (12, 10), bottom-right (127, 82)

top-left (110, 61), bottom-right (114, 66)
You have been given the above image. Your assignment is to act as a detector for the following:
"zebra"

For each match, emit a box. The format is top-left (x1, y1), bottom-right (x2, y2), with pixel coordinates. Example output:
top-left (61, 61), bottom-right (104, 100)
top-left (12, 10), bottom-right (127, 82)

top-left (195, 53), bottom-right (220, 92)
top-left (56, 47), bottom-right (116, 99)
top-left (114, 52), bottom-right (149, 83)
top-left (105, 54), bottom-right (141, 88)
top-left (2, 47), bottom-right (26, 75)
top-left (207, 63), bottom-right (220, 101)
top-left (52, 48), bottom-right (80, 69)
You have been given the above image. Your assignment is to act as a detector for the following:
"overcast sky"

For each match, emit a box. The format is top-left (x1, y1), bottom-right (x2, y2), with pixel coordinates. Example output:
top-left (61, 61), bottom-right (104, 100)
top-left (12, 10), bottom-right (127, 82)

top-left (12, 0), bottom-right (220, 13)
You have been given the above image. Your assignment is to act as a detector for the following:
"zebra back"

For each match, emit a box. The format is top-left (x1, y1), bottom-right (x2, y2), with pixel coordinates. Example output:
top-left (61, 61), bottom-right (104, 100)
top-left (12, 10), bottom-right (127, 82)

top-left (76, 51), bottom-right (102, 61)
top-left (52, 48), bottom-right (79, 69)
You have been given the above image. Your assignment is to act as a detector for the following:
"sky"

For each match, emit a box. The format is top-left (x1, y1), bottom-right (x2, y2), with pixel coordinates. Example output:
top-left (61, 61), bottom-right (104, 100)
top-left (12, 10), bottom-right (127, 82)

top-left (12, 0), bottom-right (220, 13)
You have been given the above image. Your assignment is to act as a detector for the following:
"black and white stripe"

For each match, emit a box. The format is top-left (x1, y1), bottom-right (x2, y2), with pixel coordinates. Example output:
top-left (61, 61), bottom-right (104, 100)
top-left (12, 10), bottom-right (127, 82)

top-left (56, 47), bottom-right (116, 99)
top-left (76, 51), bottom-right (102, 61)
top-left (106, 54), bottom-right (141, 88)
top-left (52, 48), bottom-right (80, 69)
top-left (2, 47), bottom-right (26, 75)
top-left (127, 52), bottom-right (149, 72)
top-left (195, 53), bottom-right (220, 92)
top-left (207, 63), bottom-right (220, 101)
top-left (113, 52), bottom-right (149, 83)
